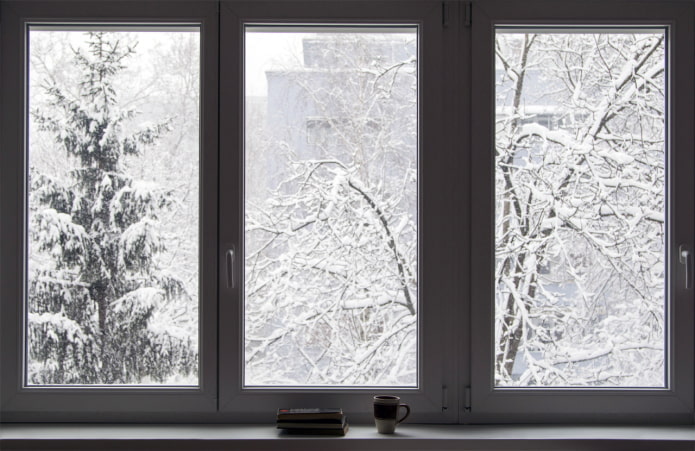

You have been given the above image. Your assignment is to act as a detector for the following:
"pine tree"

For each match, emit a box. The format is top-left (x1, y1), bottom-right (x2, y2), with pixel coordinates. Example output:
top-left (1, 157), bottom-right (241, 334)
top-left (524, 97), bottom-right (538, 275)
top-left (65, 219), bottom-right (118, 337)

top-left (28, 32), bottom-right (197, 384)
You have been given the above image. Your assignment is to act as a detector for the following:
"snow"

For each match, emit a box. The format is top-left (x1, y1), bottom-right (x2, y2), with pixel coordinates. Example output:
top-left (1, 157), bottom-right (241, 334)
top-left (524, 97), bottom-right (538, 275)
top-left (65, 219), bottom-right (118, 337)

top-left (495, 32), bottom-right (665, 387)
top-left (27, 30), bottom-right (200, 385)
top-left (28, 311), bottom-right (87, 343)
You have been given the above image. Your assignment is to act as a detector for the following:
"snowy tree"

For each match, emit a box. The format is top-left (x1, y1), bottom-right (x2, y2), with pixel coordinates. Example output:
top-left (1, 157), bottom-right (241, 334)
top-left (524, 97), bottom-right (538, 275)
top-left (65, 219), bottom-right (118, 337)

top-left (495, 32), bottom-right (665, 386)
top-left (28, 32), bottom-right (197, 384)
top-left (245, 33), bottom-right (417, 385)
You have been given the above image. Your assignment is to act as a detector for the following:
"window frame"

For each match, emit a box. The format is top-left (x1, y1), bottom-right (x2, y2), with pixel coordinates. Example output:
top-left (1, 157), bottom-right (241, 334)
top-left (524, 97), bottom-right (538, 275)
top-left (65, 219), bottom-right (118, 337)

top-left (0, 0), bottom-right (220, 421)
top-left (468, 0), bottom-right (695, 423)
top-left (217, 0), bottom-right (460, 423)
top-left (0, 0), bottom-right (694, 425)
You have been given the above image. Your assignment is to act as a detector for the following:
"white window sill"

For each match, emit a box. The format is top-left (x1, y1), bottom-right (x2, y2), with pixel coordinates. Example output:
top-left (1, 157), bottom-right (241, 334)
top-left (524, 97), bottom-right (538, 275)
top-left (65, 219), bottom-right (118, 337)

top-left (2, 424), bottom-right (695, 450)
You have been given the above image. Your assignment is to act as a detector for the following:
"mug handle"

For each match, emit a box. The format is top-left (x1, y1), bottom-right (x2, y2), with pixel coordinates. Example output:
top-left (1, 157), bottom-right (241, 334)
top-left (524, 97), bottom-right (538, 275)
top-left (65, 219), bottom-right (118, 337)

top-left (397, 403), bottom-right (411, 424)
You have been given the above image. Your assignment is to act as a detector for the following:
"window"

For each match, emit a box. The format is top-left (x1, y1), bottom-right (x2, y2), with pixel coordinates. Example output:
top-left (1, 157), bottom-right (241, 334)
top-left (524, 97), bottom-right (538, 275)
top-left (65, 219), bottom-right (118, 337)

top-left (26, 26), bottom-right (200, 387)
top-left (218, 1), bottom-right (453, 421)
top-left (1, 1), bottom-right (219, 420)
top-left (244, 26), bottom-right (418, 388)
top-left (1, 0), bottom-right (694, 424)
top-left (494, 28), bottom-right (667, 388)
top-left (470, 0), bottom-right (694, 422)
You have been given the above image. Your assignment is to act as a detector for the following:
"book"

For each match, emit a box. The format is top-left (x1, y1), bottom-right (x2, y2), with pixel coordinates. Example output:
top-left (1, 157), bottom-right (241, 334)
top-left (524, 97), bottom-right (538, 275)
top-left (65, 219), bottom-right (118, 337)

top-left (276, 408), bottom-right (344, 421)
top-left (279, 422), bottom-right (349, 436)
top-left (277, 416), bottom-right (348, 429)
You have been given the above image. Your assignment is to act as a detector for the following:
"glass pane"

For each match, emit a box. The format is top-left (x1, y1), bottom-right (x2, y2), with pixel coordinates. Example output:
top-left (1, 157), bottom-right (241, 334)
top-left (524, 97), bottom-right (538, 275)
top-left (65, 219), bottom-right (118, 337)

top-left (27, 28), bottom-right (200, 385)
top-left (244, 27), bottom-right (418, 386)
top-left (495, 29), bottom-right (666, 387)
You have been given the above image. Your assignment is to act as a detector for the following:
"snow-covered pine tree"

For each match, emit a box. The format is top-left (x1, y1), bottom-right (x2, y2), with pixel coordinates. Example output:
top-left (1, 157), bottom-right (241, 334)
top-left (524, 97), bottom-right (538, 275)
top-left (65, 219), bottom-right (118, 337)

top-left (28, 32), bottom-right (197, 385)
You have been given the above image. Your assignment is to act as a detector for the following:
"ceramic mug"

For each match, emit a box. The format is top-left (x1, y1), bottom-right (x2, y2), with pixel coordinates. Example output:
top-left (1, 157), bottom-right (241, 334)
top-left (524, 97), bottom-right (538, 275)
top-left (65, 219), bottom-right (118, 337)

top-left (373, 395), bottom-right (411, 434)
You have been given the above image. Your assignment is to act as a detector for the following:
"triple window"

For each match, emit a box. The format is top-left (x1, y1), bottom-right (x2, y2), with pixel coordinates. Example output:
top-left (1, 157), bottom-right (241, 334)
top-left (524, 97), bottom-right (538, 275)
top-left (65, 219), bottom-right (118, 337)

top-left (1, 0), bottom-right (693, 423)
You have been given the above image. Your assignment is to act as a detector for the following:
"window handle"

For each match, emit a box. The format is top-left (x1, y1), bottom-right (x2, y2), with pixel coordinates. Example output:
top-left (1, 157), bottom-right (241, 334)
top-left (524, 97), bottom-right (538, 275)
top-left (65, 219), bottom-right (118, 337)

top-left (226, 247), bottom-right (235, 289)
top-left (679, 244), bottom-right (691, 290)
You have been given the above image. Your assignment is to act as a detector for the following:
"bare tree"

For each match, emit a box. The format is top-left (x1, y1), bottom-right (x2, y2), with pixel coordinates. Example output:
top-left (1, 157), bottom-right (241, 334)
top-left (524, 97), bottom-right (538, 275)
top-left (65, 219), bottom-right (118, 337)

top-left (245, 33), bottom-right (418, 385)
top-left (495, 32), bottom-right (665, 386)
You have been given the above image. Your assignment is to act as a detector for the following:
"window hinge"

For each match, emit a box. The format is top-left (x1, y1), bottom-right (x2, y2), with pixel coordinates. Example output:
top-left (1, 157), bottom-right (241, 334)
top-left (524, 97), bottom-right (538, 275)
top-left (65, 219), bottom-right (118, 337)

top-left (442, 385), bottom-right (449, 411)
top-left (463, 1), bottom-right (472, 27)
top-left (464, 386), bottom-right (471, 411)
top-left (442, 2), bottom-right (450, 28)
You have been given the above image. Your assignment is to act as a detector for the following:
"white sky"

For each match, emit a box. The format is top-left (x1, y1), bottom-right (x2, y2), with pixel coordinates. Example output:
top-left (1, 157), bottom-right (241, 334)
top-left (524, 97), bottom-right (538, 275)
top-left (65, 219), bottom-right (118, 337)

top-left (31, 29), bottom-right (416, 98)
top-left (29, 29), bottom-right (301, 98)
top-left (245, 32), bottom-right (305, 97)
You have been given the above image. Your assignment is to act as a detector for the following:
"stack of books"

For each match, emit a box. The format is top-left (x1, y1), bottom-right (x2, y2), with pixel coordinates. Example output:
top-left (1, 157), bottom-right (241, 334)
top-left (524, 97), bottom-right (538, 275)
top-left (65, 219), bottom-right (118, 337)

top-left (276, 408), bottom-right (349, 436)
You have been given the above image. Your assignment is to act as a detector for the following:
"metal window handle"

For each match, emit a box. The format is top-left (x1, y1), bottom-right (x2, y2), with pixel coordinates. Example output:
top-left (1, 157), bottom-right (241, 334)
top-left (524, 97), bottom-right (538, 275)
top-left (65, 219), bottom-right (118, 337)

top-left (679, 245), bottom-right (691, 290)
top-left (226, 247), bottom-right (235, 289)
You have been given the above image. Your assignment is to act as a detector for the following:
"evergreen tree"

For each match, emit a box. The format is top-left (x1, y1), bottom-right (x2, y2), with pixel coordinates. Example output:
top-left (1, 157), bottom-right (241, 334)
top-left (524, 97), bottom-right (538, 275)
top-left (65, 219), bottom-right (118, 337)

top-left (28, 32), bottom-right (197, 384)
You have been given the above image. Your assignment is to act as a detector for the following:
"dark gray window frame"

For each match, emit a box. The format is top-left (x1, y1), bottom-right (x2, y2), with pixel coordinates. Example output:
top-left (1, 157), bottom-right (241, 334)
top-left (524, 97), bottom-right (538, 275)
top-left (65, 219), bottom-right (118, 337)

top-left (0, 0), bottom-right (220, 421)
top-left (469, 0), bottom-right (695, 424)
top-left (0, 0), bottom-right (693, 425)
top-left (217, 0), bottom-right (460, 424)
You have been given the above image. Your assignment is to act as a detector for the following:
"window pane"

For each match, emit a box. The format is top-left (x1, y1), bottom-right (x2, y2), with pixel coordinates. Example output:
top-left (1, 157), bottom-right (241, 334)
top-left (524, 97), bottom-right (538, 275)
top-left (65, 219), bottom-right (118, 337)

top-left (244, 27), bottom-right (418, 386)
top-left (27, 28), bottom-right (200, 385)
top-left (495, 30), bottom-right (666, 387)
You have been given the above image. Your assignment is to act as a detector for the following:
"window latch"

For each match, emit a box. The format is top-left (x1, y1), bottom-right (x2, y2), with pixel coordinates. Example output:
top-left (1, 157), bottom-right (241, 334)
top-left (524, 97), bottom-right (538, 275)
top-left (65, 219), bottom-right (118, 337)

top-left (679, 244), bottom-right (691, 290)
top-left (226, 247), bottom-right (236, 289)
